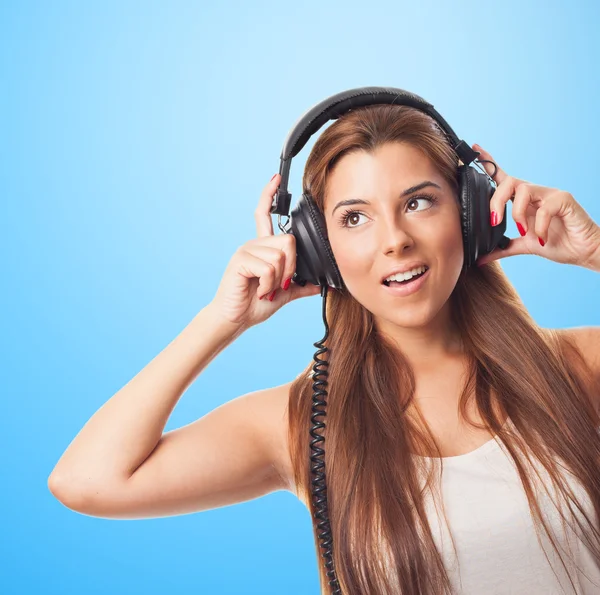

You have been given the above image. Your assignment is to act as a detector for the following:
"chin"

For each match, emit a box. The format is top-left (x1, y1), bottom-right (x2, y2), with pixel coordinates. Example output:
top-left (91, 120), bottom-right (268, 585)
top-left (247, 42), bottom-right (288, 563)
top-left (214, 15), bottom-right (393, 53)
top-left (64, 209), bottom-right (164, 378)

top-left (375, 301), bottom-right (438, 329)
top-left (390, 309), bottom-right (435, 329)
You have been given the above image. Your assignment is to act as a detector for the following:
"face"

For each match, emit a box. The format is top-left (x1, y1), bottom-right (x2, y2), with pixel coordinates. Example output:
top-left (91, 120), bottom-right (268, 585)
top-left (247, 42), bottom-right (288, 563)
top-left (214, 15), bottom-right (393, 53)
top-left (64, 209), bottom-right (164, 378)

top-left (323, 142), bottom-right (464, 332)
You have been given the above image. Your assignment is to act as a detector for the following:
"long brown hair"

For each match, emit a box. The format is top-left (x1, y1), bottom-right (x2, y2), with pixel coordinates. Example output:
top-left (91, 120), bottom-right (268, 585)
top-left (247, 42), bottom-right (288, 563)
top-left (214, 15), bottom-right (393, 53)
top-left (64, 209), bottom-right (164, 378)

top-left (286, 104), bottom-right (600, 594)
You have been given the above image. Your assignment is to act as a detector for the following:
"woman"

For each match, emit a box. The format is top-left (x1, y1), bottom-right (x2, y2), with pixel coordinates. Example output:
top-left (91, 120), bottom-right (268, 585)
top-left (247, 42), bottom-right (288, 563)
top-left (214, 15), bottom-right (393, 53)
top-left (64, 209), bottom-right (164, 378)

top-left (48, 104), bottom-right (600, 594)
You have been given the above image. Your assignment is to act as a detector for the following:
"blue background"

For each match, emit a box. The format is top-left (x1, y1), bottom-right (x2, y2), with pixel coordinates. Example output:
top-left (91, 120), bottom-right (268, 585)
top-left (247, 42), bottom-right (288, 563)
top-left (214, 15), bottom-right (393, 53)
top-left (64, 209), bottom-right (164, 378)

top-left (2, 1), bottom-right (599, 593)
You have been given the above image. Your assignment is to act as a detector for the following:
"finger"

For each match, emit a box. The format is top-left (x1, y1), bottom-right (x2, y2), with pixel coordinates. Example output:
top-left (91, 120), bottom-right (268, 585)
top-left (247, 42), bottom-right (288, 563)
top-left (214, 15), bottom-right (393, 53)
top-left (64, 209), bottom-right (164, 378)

top-left (255, 174), bottom-right (281, 238)
top-left (532, 194), bottom-right (565, 246)
top-left (247, 234), bottom-right (297, 288)
top-left (287, 280), bottom-right (322, 302)
top-left (490, 175), bottom-right (520, 227)
top-left (473, 144), bottom-right (508, 186)
top-left (246, 235), bottom-right (296, 290)
top-left (511, 183), bottom-right (533, 236)
top-left (476, 236), bottom-right (530, 266)
top-left (236, 250), bottom-right (280, 299)
top-left (275, 233), bottom-right (297, 289)
top-left (243, 244), bottom-right (286, 295)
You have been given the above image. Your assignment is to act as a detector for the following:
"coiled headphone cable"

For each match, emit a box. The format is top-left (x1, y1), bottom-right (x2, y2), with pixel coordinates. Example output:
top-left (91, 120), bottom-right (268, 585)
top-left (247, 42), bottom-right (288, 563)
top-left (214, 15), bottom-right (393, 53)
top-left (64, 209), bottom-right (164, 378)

top-left (310, 285), bottom-right (342, 594)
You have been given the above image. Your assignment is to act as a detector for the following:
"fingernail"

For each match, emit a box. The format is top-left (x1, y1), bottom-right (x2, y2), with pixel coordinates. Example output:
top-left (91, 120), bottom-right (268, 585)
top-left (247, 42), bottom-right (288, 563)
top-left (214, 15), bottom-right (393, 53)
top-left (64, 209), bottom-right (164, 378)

top-left (490, 211), bottom-right (498, 227)
top-left (538, 237), bottom-right (545, 247)
top-left (268, 290), bottom-right (277, 301)
top-left (270, 174), bottom-right (277, 182)
top-left (517, 222), bottom-right (526, 236)
top-left (282, 277), bottom-right (291, 291)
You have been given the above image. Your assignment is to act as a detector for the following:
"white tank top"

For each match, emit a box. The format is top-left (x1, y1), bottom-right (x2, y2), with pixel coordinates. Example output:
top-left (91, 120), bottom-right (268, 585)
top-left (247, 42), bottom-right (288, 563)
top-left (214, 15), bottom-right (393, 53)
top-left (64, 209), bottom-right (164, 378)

top-left (414, 418), bottom-right (600, 594)
top-left (297, 419), bottom-right (600, 594)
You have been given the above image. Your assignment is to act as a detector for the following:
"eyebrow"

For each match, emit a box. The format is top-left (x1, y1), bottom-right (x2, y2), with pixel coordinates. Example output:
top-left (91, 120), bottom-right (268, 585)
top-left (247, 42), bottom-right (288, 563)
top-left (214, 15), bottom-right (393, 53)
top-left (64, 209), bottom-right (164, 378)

top-left (330, 180), bottom-right (442, 216)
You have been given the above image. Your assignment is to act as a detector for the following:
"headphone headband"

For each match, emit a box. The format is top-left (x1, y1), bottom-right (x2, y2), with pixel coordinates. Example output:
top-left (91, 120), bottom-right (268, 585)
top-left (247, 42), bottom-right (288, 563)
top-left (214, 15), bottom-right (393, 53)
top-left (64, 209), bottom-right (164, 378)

top-left (271, 86), bottom-right (484, 216)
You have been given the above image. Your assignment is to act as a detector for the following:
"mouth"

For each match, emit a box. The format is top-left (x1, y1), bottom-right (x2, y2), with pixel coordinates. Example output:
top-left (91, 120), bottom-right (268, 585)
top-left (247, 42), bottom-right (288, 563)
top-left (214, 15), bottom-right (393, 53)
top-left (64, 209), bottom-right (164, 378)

top-left (382, 266), bottom-right (430, 296)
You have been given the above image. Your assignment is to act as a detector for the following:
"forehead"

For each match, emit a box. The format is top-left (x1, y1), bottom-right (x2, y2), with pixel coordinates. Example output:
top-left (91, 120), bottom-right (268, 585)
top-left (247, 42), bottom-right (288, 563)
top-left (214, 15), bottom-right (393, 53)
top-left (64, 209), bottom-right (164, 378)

top-left (324, 143), bottom-right (442, 206)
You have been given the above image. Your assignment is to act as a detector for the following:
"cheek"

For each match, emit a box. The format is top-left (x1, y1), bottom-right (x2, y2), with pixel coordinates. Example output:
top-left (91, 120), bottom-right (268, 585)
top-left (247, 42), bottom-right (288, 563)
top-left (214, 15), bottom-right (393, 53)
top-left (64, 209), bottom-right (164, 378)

top-left (431, 207), bottom-right (463, 249)
top-left (441, 221), bottom-right (464, 254)
top-left (436, 220), bottom-right (465, 277)
top-left (334, 255), bottom-right (366, 286)
top-left (330, 236), bottom-right (374, 280)
top-left (333, 246), bottom-right (379, 298)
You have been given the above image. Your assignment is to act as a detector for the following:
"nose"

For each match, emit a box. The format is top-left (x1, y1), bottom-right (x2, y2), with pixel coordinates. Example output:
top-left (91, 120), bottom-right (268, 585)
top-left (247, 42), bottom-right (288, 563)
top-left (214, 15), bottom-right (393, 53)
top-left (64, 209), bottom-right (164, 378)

top-left (379, 217), bottom-right (415, 255)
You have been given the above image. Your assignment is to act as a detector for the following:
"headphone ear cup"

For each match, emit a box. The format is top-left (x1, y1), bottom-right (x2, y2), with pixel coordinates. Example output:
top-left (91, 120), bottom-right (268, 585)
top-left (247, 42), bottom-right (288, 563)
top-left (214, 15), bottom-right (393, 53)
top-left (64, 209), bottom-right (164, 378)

top-left (289, 193), bottom-right (345, 289)
top-left (458, 165), bottom-right (509, 270)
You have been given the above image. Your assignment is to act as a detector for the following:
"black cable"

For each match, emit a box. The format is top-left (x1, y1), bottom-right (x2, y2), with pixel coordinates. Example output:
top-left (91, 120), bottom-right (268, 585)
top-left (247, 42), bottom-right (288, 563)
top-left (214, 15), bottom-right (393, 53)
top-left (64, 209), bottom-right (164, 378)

top-left (310, 284), bottom-right (342, 594)
top-left (475, 157), bottom-right (498, 181)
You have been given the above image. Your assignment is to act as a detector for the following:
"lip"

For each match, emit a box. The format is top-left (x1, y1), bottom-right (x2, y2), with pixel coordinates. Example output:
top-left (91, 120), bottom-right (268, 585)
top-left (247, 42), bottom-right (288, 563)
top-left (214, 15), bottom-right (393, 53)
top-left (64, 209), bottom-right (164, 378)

top-left (380, 263), bottom-right (428, 284)
top-left (382, 267), bottom-right (430, 297)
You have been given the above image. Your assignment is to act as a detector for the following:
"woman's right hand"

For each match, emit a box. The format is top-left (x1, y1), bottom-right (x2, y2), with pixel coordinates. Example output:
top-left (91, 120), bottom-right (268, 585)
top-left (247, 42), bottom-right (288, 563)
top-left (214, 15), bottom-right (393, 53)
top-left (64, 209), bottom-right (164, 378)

top-left (208, 174), bottom-right (323, 330)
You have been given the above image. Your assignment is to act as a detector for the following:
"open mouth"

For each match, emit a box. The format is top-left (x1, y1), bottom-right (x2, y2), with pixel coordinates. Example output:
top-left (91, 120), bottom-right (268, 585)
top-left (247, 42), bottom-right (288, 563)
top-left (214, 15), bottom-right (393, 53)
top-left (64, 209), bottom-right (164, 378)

top-left (382, 266), bottom-right (429, 287)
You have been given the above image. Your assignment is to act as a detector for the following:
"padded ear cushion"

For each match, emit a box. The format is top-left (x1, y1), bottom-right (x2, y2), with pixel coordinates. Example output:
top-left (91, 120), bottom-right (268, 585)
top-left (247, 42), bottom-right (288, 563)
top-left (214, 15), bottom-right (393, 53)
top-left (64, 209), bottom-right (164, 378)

top-left (457, 164), bottom-right (505, 270)
top-left (289, 193), bottom-right (345, 289)
top-left (457, 164), bottom-right (476, 270)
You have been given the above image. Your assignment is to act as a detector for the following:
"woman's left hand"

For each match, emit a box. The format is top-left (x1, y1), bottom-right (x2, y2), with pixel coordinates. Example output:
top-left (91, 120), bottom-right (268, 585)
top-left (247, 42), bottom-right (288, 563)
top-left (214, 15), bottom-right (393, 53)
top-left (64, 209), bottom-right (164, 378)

top-left (473, 144), bottom-right (600, 270)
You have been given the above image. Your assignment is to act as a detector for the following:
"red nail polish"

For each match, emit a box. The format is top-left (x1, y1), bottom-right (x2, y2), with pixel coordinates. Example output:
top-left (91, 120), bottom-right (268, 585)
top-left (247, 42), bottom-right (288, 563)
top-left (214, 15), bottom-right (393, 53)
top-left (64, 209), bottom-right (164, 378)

top-left (270, 174), bottom-right (277, 182)
top-left (268, 290), bottom-right (277, 301)
top-left (538, 237), bottom-right (545, 247)
top-left (490, 211), bottom-right (498, 227)
top-left (517, 222), bottom-right (526, 236)
top-left (282, 277), bottom-right (291, 290)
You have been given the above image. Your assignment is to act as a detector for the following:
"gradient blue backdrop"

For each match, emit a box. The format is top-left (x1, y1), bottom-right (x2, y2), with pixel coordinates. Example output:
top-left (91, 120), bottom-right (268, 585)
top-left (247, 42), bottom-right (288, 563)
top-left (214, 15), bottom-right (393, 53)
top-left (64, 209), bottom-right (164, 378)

top-left (2, 1), bottom-right (599, 593)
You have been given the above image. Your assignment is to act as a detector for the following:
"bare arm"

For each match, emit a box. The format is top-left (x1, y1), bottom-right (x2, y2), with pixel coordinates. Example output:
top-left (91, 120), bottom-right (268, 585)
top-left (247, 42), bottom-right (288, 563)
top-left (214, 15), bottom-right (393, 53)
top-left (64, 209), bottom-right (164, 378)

top-left (47, 303), bottom-right (293, 519)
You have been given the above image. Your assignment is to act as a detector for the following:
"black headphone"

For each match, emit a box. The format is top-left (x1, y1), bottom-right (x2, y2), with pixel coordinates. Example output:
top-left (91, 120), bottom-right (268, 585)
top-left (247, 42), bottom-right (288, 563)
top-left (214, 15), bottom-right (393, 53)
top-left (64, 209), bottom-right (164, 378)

top-left (270, 86), bottom-right (510, 594)
top-left (271, 85), bottom-right (510, 289)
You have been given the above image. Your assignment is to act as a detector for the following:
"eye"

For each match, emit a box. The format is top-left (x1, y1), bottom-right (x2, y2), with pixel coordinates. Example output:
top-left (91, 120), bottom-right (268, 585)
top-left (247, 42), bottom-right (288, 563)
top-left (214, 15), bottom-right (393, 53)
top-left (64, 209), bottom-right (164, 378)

top-left (406, 193), bottom-right (439, 212)
top-left (338, 210), bottom-right (367, 228)
top-left (338, 193), bottom-right (439, 229)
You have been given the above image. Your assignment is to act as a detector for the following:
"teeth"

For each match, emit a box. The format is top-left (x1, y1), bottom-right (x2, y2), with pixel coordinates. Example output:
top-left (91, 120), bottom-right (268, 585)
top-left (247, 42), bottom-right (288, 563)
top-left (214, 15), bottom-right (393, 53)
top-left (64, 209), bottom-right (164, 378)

top-left (384, 265), bottom-right (428, 283)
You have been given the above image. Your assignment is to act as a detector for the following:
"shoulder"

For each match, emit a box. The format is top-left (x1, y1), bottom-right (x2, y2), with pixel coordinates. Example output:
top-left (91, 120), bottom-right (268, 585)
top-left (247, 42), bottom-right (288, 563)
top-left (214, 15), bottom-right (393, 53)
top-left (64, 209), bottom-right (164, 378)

top-left (549, 326), bottom-right (600, 377)
top-left (544, 327), bottom-right (600, 410)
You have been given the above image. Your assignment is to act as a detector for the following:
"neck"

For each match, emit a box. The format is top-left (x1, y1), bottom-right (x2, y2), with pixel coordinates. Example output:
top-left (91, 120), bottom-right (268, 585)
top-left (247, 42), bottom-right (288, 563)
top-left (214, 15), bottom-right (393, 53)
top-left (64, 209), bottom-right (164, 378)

top-left (374, 301), bottom-right (465, 371)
